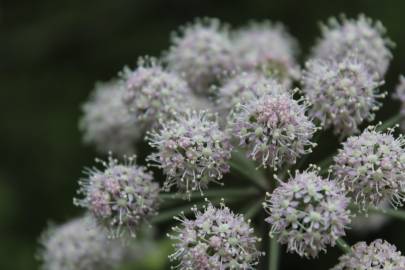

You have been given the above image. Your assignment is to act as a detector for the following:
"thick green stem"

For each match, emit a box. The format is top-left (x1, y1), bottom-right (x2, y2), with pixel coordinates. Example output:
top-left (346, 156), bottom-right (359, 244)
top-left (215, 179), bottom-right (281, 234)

top-left (243, 200), bottom-right (263, 220)
top-left (159, 187), bottom-right (259, 201)
top-left (377, 114), bottom-right (401, 131)
top-left (229, 159), bottom-right (269, 190)
top-left (269, 237), bottom-right (279, 270)
top-left (336, 238), bottom-right (351, 253)
top-left (367, 206), bottom-right (405, 221)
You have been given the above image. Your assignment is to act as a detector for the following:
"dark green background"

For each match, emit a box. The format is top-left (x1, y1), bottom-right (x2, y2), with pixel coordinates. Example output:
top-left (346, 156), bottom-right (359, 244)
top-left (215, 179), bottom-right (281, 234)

top-left (1, 0), bottom-right (404, 269)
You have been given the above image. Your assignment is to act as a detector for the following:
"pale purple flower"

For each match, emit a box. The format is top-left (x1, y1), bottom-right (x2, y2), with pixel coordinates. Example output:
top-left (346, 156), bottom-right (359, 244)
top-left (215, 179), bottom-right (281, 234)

top-left (232, 21), bottom-right (299, 84)
top-left (165, 18), bottom-right (235, 94)
top-left (169, 202), bottom-right (263, 269)
top-left (38, 216), bottom-right (126, 270)
top-left (74, 154), bottom-right (160, 238)
top-left (121, 57), bottom-right (191, 126)
top-left (79, 80), bottom-right (141, 155)
top-left (217, 71), bottom-right (287, 117)
top-left (302, 55), bottom-right (385, 137)
top-left (331, 239), bottom-right (405, 270)
top-left (231, 89), bottom-right (317, 169)
top-left (332, 127), bottom-right (405, 209)
top-left (312, 14), bottom-right (394, 77)
top-left (264, 167), bottom-right (351, 258)
top-left (147, 110), bottom-right (232, 196)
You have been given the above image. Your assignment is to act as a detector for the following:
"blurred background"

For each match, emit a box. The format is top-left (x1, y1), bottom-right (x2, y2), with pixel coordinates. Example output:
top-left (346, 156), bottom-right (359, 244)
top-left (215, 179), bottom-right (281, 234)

top-left (1, 0), bottom-right (405, 269)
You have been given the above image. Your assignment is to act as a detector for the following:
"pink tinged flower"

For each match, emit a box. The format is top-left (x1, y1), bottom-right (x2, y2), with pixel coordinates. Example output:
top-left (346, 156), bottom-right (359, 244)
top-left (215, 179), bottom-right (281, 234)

top-left (147, 110), bottom-right (232, 197)
top-left (331, 239), bottom-right (405, 270)
top-left (74, 154), bottom-right (160, 238)
top-left (264, 167), bottom-right (351, 258)
top-left (332, 127), bottom-right (405, 209)
top-left (168, 203), bottom-right (263, 269)
top-left (302, 54), bottom-right (385, 138)
top-left (165, 18), bottom-right (235, 95)
top-left (231, 87), bottom-right (318, 169)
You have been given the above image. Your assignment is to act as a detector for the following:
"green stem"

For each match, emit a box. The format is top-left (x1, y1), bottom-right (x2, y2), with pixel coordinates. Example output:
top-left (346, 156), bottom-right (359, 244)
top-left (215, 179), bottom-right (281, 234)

top-left (377, 114), bottom-right (401, 131)
top-left (159, 187), bottom-right (259, 201)
top-left (336, 238), bottom-right (351, 253)
top-left (229, 159), bottom-right (269, 190)
top-left (243, 200), bottom-right (263, 220)
top-left (269, 236), bottom-right (280, 270)
top-left (367, 206), bottom-right (405, 221)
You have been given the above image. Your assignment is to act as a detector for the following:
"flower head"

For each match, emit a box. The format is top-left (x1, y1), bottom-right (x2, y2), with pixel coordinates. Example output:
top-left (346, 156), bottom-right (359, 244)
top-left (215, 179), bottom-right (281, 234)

top-left (217, 72), bottom-right (286, 117)
top-left (332, 127), bottom-right (405, 209)
top-left (302, 55), bottom-right (385, 137)
top-left (232, 21), bottom-right (299, 83)
top-left (331, 239), bottom-right (405, 270)
top-left (231, 89), bottom-right (317, 168)
top-left (147, 110), bottom-right (232, 196)
top-left (312, 14), bottom-right (393, 76)
top-left (74, 154), bottom-right (160, 238)
top-left (165, 18), bottom-right (234, 94)
top-left (264, 167), bottom-right (351, 258)
top-left (169, 202), bottom-right (263, 269)
top-left (79, 80), bottom-right (141, 155)
top-left (121, 57), bottom-right (190, 126)
top-left (38, 216), bottom-right (126, 270)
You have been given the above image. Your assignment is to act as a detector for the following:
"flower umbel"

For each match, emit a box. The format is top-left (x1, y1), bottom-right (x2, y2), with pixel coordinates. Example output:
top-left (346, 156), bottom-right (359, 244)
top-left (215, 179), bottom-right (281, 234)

top-left (168, 202), bottom-right (263, 269)
top-left (332, 127), bottom-right (405, 209)
top-left (79, 80), bottom-right (141, 155)
top-left (74, 154), bottom-right (160, 238)
top-left (302, 55), bottom-right (385, 137)
top-left (121, 57), bottom-right (190, 126)
top-left (165, 18), bottom-right (234, 95)
top-left (312, 14), bottom-right (394, 76)
top-left (264, 167), bottom-right (351, 258)
top-left (38, 216), bottom-right (126, 270)
top-left (331, 239), bottom-right (405, 270)
top-left (231, 89), bottom-right (317, 169)
top-left (147, 110), bottom-right (232, 197)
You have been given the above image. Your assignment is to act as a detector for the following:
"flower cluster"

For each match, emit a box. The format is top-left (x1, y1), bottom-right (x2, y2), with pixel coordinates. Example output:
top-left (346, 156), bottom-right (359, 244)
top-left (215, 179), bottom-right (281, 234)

top-left (168, 202), bottom-right (263, 269)
top-left (332, 127), bottom-right (405, 209)
top-left (165, 18), bottom-right (234, 95)
top-left (38, 216), bottom-right (126, 270)
top-left (217, 72), bottom-right (286, 117)
top-left (121, 57), bottom-right (190, 126)
top-left (312, 14), bottom-right (393, 76)
top-left (231, 89), bottom-right (317, 168)
top-left (394, 75), bottom-right (405, 131)
top-left (331, 239), bottom-right (405, 270)
top-left (147, 110), bottom-right (232, 196)
top-left (79, 80), bottom-right (141, 154)
top-left (74, 154), bottom-right (160, 238)
top-left (232, 21), bottom-right (299, 84)
top-left (302, 55), bottom-right (385, 137)
top-left (264, 168), bottom-right (351, 258)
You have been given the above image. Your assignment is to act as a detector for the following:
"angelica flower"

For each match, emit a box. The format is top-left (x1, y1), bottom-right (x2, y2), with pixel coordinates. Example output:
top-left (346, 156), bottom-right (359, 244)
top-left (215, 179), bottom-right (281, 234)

top-left (231, 89), bottom-right (317, 168)
top-left (302, 55), bottom-right (385, 137)
top-left (312, 14), bottom-right (393, 76)
top-left (147, 110), bottom-right (232, 196)
top-left (168, 202), bottom-right (263, 269)
top-left (38, 216), bottom-right (126, 270)
top-left (165, 18), bottom-right (234, 94)
top-left (79, 80), bottom-right (141, 155)
top-left (121, 57), bottom-right (191, 126)
top-left (232, 21), bottom-right (299, 84)
top-left (331, 239), bottom-right (405, 270)
top-left (264, 168), bottom-right (351, 258)
top-left (74, 154), bottom-right (160, 238)
top-left (332, 127), bottom-right (405, 209)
